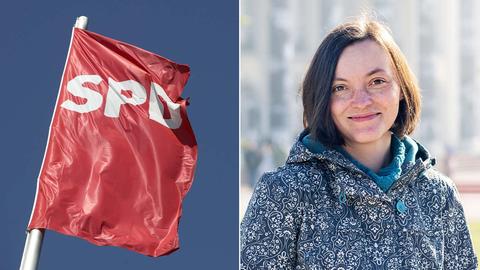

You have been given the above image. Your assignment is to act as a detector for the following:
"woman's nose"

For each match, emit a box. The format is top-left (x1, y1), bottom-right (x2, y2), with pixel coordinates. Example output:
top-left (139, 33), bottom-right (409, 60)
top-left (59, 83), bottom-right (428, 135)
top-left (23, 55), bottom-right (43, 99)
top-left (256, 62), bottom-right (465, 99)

top-left (351, 88), bottom-right (373, 107)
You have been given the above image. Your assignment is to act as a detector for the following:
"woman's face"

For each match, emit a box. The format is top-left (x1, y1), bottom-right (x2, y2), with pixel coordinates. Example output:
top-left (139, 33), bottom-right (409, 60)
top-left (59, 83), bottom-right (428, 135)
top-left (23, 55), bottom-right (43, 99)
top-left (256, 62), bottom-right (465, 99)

top-left (330, 39), bottom-right (402, 146)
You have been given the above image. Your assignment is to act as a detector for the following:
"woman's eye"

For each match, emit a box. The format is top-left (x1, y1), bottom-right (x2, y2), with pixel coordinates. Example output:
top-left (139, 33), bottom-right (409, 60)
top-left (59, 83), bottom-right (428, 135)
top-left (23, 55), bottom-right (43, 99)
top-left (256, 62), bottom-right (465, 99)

top-left (333, 85), bottom-right (346, 92)
top-left (371, 78), bottom-right (386, 86)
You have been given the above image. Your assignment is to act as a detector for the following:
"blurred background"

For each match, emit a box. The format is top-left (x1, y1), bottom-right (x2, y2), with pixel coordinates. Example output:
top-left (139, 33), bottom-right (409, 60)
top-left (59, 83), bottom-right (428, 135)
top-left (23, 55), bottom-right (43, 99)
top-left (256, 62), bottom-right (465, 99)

top-left (240, 0), bottom-right (480, 254)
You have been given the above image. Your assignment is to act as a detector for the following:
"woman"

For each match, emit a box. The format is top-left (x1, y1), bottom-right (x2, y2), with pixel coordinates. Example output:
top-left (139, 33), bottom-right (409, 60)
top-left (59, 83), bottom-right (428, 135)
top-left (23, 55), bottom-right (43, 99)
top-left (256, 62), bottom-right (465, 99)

top-left (240, 18), bottom-right (478, 269)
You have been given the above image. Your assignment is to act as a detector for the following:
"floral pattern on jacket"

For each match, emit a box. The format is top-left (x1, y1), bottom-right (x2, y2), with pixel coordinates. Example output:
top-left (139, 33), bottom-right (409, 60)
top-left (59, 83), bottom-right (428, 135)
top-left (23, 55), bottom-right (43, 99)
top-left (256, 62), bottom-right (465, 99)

top-left (241, 136), bottom-right (478, 269)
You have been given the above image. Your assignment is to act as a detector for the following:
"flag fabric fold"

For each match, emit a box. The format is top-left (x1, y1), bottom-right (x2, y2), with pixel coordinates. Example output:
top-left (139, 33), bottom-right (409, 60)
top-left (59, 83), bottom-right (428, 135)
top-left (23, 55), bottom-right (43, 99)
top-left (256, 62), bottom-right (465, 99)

top-left (27, 28), bottom-right (197, 257)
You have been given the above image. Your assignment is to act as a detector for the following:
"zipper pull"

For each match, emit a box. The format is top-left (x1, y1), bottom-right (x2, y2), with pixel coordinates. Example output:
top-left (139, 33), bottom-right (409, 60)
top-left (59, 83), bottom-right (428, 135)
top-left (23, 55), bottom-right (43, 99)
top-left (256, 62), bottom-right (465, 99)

top-left (396, 199), bottom-right (407, 214)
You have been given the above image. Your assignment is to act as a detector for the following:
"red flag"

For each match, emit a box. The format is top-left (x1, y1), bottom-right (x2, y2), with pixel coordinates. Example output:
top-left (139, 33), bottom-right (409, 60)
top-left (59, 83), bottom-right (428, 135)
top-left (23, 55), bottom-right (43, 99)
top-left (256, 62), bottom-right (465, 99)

top-left (27, 28), bottom-right (197, 257)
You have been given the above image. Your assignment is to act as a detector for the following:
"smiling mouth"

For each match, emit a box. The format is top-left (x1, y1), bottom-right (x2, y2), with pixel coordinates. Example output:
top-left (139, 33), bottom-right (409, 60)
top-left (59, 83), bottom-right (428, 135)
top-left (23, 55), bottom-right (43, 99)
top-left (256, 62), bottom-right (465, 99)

top-left (348, 113), bottom-right (381, 122)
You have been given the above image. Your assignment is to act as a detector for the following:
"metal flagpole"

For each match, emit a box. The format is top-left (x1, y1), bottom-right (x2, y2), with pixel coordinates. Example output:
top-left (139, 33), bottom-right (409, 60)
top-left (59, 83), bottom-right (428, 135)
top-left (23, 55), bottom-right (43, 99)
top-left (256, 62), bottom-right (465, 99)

top-left (19, 16), bottom-right (88, 270)
top-left (19, 229), bottom-right (44, 270)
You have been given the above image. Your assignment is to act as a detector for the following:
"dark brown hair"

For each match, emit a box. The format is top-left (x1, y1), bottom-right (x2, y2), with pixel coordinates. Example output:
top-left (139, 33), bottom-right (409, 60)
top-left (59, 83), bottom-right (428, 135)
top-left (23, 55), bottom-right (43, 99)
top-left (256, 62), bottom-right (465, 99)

top-left (302, 18), bottom-right (421, 146)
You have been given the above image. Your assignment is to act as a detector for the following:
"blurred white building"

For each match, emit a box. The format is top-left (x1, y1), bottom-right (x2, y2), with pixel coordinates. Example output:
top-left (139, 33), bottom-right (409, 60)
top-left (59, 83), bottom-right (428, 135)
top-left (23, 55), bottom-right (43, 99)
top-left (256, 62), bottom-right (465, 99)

top-left (459, 0), bottom-right (480, 152)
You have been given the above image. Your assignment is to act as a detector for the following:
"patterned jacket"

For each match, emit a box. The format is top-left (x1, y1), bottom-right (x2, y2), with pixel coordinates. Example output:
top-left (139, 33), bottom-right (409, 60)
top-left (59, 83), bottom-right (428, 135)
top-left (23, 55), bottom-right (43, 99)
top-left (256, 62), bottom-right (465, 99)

top-left (241, 136), bottom-right (478, 269)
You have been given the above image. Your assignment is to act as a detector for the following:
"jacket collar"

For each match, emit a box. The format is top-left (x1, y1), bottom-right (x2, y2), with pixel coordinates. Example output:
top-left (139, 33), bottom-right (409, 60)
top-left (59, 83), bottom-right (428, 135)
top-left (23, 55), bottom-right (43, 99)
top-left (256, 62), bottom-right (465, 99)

top-left (286, 130), bottom-right (436, 201)
top-left (287, 130), bottom-right (433, 166)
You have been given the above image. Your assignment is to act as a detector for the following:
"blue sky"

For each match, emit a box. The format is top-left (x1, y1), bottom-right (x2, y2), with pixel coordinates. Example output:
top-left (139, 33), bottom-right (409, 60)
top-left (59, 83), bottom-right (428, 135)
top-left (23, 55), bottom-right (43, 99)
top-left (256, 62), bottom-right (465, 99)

top-left (0, 1), bottom-right (238, 269)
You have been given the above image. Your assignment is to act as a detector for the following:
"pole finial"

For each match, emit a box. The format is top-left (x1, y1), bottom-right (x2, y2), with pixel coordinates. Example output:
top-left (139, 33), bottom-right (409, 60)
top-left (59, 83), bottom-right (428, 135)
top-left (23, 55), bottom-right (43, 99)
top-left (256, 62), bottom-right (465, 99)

top-left (74, 16), bottom-right (88, 29)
